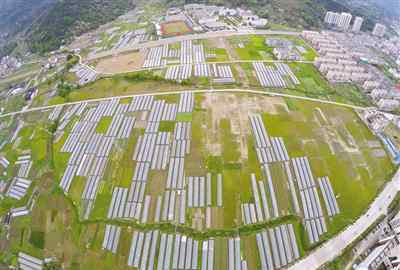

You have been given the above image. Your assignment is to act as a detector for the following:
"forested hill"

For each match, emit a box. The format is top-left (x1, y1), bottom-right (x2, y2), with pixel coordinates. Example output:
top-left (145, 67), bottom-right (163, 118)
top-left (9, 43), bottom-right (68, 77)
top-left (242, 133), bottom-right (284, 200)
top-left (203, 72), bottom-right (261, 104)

top-left (0, 0), bottom-right (390, 56)
top-left (179, 0), bottom-right (376, 30)
top-left (0, 0), bottom-right (56, 36)
top-left (27, 0), bottom-right (135, 54)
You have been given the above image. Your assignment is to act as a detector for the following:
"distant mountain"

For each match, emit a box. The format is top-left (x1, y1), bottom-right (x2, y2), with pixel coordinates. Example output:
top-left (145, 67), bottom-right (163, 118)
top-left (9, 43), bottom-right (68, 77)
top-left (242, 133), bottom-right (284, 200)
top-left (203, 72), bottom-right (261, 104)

top-left (0, 0), bottom-right (56, 56)
top-left (0, 0), bottom-right (393, 57)
top-left (0, 0), bottom-right (56, 36)
top-left (27, 0), bottom-right (135, 53)
top-left (171, 0), bottom-right (375, 29)
top-left (345, 0), bottom-right (400, 19)
top-left (0, 0), bottom-right (135, 56)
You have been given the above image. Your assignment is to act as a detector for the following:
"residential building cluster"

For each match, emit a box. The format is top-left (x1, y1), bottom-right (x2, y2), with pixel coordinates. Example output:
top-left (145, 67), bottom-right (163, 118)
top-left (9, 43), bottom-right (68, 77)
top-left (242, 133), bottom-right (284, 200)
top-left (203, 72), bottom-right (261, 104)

top-left (324, 11), bottom-right (355, 31)
top-left (302, 30), bottom-right (373, 83)
top-left (162, 4), bottom-right (268, 33)
top-left (370, 87), bottom-right (400, 112)
top-left (354, 210), bottom-right (400, 269)
top-left (377, 37), bottom-right (400, 63)
top-left (362, 110), bottom-right (391, 132)
top-left (324, 11), bottom-right (387, 38)
top-left (265, 38), bottom-right (302, 61)
top-left (0, 55), bottom-right (22, 78)
top-left (303, 30), bottom-right (400, 112)
top-left (184, 4), bottom-right (227, 31)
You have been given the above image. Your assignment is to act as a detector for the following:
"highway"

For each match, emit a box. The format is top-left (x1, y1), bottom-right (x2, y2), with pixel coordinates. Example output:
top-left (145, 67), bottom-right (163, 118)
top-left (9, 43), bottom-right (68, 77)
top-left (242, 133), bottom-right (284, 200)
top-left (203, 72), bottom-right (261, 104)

top-left (288, 167), bottom-right (400, 270)
top-left (0, 88), bottom-right (367, 119)
top-left (86, 29), bottom-right (301, 61)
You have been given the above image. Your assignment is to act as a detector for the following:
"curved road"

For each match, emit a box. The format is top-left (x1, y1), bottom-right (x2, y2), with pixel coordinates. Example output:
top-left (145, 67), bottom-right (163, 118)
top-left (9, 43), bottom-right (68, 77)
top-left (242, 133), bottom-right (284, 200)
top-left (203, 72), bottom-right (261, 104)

top-left (1, 87), bottom-right (394, 269)
top-left (5, 19), bottom-right (396, 270)
top-left (288, 168), bottom-right (400, 270)
top-left (0, 88), bottom-right (367, 119)
top-left (86, 29), bottom-right (300, 61)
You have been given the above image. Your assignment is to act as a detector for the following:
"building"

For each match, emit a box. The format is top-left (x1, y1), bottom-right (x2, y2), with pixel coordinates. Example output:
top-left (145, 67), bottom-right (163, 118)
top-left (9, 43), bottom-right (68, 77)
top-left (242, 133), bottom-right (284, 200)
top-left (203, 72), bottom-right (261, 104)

top-left (201, 21), bottom-right (227, 31)
top-left (184, 4), bottom-right (205, 13)
top-left (324, 11), bottom-right (352, 30)
top-left (389, 68), bottom-right (400, 80)
top-left (198, 15), bottom-right (218, 25)
top-left (0, 55), bottom-right (22, 78)
top-left (249, 17), bottom-right (268, 27)
top-left (266, 38), bottom-right (293, 47)
top-left (363, 110), bottom-right (390, 132)
top-left (167, 7), bottom-right (181, 15)
top-left (363, 81), bottom-right (381, 91)
top-left (24, 87), bottom-right (38, 101)
top-left (218, 8), bottom-right (237, 17)
top-left (355, 210), bottom-right (400, 270)
top-left (370, 89), bottom-right (388, 102)
top-left (355, 237), bottom-right (399, 270)
top-left (324, 11), bottom-right (340, 25)
top-left (272, 48), bottom-right (301, 61)
top-left (338, 12), bottom-right (352, 30)
top-left (378, 99), bottom-right (400, 112)
top-left (352, 16), bottom-right (364, 32)
top-left (373, 23), bottom-right (386, 37)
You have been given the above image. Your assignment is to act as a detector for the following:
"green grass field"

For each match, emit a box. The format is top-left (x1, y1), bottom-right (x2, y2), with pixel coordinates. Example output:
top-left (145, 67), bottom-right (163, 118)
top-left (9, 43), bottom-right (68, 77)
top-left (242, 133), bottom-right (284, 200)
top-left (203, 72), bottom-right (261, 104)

top-left (228, 35), bottom-right (317, 61)
top-left (0, 16), bottom-right (394, 268)
top-left (0, 91), bottom-right (395, 269)
top-left (287, 63), bottom-right (371, 106)
top-left (229, 35), bottom-right (274, 60)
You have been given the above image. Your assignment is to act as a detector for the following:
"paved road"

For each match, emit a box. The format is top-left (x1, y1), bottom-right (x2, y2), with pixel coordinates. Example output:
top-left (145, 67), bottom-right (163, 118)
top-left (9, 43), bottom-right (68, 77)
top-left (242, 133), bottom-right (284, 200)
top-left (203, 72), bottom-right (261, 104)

top-left (0, 88), bottom-right (366, 119)
top-left (1, 86), bottom-right (393, 270)
top-left (288, 167), bottom-right (400, 270)
top-left (86, 29), bottom-right (300, 61)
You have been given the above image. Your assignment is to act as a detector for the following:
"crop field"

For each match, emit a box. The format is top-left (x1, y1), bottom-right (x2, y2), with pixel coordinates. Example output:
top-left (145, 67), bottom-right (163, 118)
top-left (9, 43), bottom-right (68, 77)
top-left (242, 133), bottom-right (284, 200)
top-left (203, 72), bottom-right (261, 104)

top-left (76, 35), bottom-right (371, 108)
top-left (0, 91), bottom-right (395, 269)
top-left (289, 63), bottom-right (372, 106)
top-left (227, 35), bottom-right (317, 61)
top-left (228, 35), bottom-right (274, 60)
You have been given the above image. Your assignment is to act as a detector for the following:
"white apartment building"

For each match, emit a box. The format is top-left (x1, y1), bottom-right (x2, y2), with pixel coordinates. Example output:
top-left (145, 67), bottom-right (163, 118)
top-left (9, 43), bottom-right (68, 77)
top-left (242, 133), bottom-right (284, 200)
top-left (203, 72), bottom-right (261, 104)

top-left (378, 99), bottom-right (400, 112)
top-left (352, 16), bottom-right (364, 32)
top-left (363, 80), bottom-right (381, 91)
top-left (324, 11), bottom-right (340, 25)
top-left (324, 11), bottom-right (352, 30)
top-left (370, 89), bottom-right (388, 102)
top-left (373, 23), bottom-right (387, 37)
top-left (338, 12), bottom-right (352, 30)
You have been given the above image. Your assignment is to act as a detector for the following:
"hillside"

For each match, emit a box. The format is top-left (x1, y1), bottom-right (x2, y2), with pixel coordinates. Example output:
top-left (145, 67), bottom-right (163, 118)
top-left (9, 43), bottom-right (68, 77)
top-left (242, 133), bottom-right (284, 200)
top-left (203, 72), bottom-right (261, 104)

top-left (346, 0), bottom-right (400, 19)
top-left (0, 0), bottom-right (389, 56)
top-left (0, 0), bottom-right (56, 56)
top-left (0, 0), bottom-right (56, 36)
top-left (27, 0), bottom-right (135, 54)
top-left (170, 0), bottom-right (377, 30)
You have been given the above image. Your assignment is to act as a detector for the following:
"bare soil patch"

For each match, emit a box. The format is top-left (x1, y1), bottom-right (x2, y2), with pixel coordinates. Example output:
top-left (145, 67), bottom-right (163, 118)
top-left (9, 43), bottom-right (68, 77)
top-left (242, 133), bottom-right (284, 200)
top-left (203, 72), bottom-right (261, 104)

top-left (94, 51), bottom-right (145, 74)
top-left (201, 93), bottom-right (287, 160)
